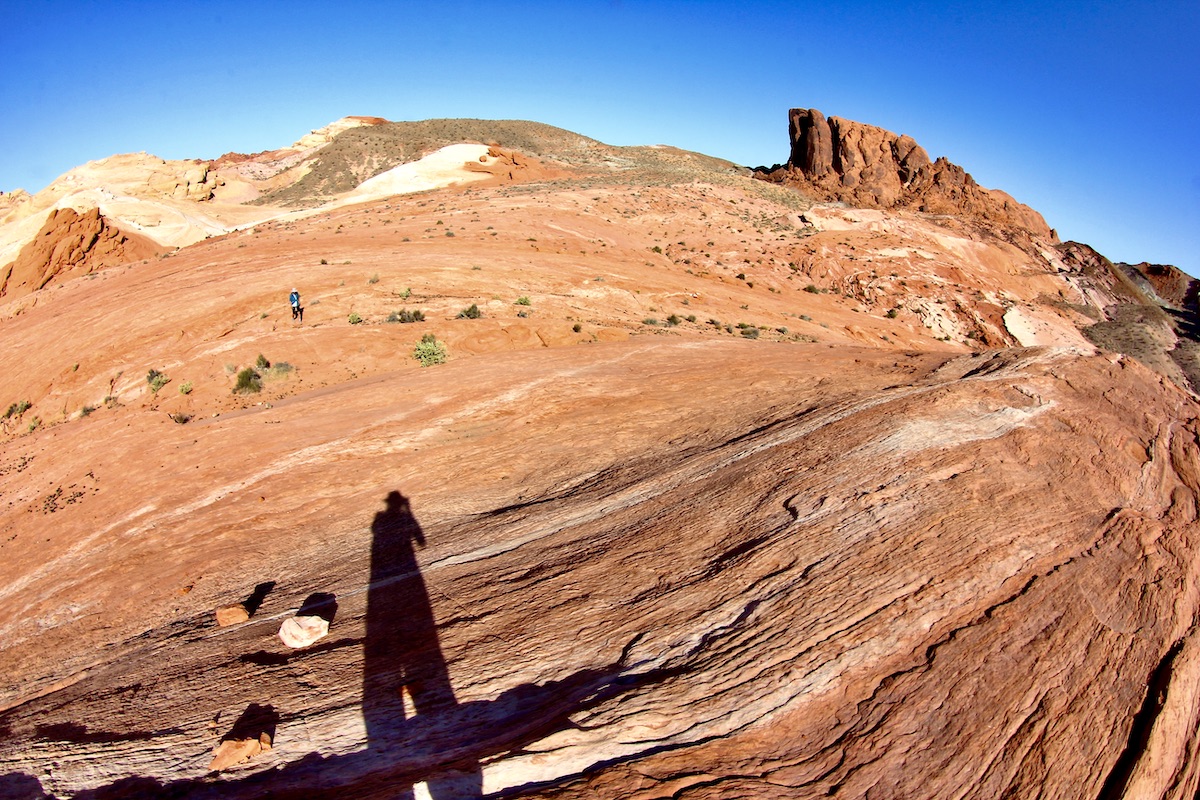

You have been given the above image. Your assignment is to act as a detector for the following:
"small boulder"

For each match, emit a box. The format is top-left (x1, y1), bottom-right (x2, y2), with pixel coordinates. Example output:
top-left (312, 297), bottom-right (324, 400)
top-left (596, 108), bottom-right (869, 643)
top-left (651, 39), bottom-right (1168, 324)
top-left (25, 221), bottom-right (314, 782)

top-left (208, 732), bottom-right (271, 772)
top-left (278, 615), bottom-right (329, 649)
top-left (215, 604), bottom-right (249, 627)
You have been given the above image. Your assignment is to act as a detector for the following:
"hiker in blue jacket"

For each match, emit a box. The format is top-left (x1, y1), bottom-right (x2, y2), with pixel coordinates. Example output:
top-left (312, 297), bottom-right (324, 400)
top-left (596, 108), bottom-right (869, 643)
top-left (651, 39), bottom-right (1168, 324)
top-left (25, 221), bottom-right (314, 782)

top-left (290, 288), bottom-right (302, 322)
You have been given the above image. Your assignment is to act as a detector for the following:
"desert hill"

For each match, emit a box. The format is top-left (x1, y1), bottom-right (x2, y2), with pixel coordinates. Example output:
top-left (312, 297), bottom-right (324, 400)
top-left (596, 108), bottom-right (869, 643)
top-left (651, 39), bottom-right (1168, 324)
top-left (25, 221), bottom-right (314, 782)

top-left (0, 110), bottom-right (1198, 799)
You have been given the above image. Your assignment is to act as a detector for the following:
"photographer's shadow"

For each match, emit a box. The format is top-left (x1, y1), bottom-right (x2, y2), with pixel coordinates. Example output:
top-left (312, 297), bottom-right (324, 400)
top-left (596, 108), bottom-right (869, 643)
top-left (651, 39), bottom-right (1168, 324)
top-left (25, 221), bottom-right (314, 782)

top-left (362, 490), bottom-right (482, 798)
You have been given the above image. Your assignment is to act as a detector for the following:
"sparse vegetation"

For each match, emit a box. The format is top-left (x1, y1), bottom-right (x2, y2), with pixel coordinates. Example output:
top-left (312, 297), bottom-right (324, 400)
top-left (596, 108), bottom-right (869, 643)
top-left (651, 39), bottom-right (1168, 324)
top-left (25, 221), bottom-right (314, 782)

top-left (368, 274), bottom-right (380, 284)
top-left (147, 369), bottom-right (170, 394)
top-left (515, 296), bottom-right (532, 306)
top-left (666, 314), bottom-right (681, 326)
top-left (741, 327), bottom-right (761, 339)
top-left (179, 382), bottom-right (193, 395)
top-left (458, 304), bottom-right (482, 319)
top-left (643, 317), bottom-right (659, 326)
top-left (348, 312), bottom-right (363, 324)
top-left (388, 309), bottom-right (425, 323)
top-left (413, 333), bottom-right (448, 366)
top-left (572, 323), bottom-right (583, 333)
top-left (79, 404), bottom-right (97, 418)
top-left (804, 284), bottom-right (820, 294)
top-left (234, 368), bottom-right (262, 394)
top-left (4, 400), bottom-right (31, 419)
top-left (255, 354), bottom-right (271, 370)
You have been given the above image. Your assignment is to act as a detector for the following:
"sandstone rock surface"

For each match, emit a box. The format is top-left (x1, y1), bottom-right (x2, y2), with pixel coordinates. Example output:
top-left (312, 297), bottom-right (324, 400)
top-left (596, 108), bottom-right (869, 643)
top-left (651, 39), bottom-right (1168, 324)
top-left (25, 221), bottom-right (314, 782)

top-left (759, 108), bottom-right (1056, 242)
top-left (0, 113), bottom-right (1196, 800)
top-left (0, 207), bottom-right (159, 298)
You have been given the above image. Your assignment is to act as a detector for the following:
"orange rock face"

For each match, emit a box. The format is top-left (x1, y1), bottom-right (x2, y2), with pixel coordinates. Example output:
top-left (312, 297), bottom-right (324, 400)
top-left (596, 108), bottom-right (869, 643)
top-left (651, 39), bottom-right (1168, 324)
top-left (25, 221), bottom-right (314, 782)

top-left (758, 108), bottom-right (1057, 243)
top-left (0, 114), bottom-right (1197, 799)
top-left (0, 207), bottom-right (159, 298)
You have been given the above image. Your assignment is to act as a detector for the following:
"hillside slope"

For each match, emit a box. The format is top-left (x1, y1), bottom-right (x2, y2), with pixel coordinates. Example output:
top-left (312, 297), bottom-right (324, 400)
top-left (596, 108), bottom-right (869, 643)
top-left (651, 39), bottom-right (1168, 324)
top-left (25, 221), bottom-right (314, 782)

top-left (1, 111), bottom-right (1198, 799)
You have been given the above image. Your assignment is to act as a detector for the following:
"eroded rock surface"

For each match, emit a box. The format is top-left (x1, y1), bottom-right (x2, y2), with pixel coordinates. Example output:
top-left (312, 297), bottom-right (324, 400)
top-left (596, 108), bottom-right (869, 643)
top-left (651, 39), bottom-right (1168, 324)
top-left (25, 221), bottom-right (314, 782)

top-left (0, 112), bottom-right (1198, 799)
top-left (758, 108), bottom-right (1056, 242)
top-left (0, 207), bottom-right (159, 298)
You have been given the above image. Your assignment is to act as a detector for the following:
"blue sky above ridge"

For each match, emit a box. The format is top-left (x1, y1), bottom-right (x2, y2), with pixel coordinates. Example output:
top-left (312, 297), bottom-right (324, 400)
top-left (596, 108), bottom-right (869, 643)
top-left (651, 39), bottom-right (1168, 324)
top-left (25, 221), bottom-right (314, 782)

top-left (1, 0), bottom-right (1196, 275)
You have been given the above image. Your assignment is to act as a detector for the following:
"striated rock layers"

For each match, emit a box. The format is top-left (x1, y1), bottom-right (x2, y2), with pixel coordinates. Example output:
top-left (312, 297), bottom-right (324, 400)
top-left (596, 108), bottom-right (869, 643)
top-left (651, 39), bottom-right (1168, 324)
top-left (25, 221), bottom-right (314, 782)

top-left (0, 207), bottom-right (159, 298)
top-left (756, 108), bottom-right (1056, 241)
top-left (0, 341), bottom-right (1199, 799)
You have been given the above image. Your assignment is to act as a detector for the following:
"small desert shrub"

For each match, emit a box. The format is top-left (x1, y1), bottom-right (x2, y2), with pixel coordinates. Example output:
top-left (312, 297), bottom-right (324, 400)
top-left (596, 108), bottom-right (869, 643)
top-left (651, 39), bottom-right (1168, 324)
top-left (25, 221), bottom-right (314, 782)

top-left (886, 308), bottom-right (899, 319)
top-left (686, 315), bottom-right (697, 323)
top-left (572, 323), bottom-right (583, 333)
top-left (666, 314), bottom-right (681, 326)
top-left (234, 368), bottom-right (262, 394)
top-left (169, 412), bottom-right (192, 424)
top-left (740, 327), bottom-right (761, 339)
top-left (270, 362), bottom-right (294, 375)
top-left (400, 287), bottom-right (412, 299)
top-left (147, 369), bottom-right (170, 394)
top-left (4, 400), bottom-right (31, 419)
top-left (348, 312), bottom-right (363, 325)
top-left (515, 296), bottom-right (531, 306)
top-left (368, 274), bottom-right (380, 284)
top-left (27, 417), bottom-right (40, 432)
top-left (651, 245), bottom-right (663, 254)
top-left (179, 382), bottom-right (193, 395)
top-left (413, 333), bottom-right (448, 366)
top-left (255, 354), bottom-right (271, 370)
top-left (642, 317), bottom-right (659, 326)
top-left (388, 309), bottom-right (425, 323)
top-left (79, 404), bottom-right (97, 417)
top-left (799, 314), bottom-right (812, 321)
top-left (320, 258), bottom-right (328, 265)
top-left (458, 304), bottom-right (481, 319)
top-left (803, 284), bottom-right (820, 294)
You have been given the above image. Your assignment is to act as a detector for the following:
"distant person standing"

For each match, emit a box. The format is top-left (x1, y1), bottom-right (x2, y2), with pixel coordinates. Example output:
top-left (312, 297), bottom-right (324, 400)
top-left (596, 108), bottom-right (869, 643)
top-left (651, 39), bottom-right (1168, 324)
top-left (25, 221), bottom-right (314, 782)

top-left (289, 288), bottom-right (303, 322)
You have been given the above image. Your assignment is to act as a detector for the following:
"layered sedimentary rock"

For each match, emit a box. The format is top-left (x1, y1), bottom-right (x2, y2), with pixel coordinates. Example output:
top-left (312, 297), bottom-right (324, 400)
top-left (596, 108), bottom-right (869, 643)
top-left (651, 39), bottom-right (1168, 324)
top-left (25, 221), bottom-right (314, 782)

top-left (757, 108), bottom-right (1056, 241)
top-left (0, 207), bottom-right (159, 297)
top-left (0, 112), bottom-right (1198, 800)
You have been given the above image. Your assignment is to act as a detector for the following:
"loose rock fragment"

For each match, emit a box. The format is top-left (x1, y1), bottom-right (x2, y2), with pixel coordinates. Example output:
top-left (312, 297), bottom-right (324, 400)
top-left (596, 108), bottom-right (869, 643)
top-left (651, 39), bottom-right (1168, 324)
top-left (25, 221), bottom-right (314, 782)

top-left (208, 732), bottom-right (272, 772)
top-left (214, 603), bottom-right (249, 627)
top-left (278, 614), bottom-right (329, 648)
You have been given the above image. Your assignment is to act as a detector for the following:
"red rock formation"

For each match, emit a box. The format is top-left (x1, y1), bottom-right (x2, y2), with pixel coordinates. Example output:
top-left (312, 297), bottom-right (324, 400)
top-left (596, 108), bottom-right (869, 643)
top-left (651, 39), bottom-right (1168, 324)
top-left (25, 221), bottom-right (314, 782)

top-left (758, 108), bottom-right (1057, 241)
top-left (0, 207), bottom-right (159, 298)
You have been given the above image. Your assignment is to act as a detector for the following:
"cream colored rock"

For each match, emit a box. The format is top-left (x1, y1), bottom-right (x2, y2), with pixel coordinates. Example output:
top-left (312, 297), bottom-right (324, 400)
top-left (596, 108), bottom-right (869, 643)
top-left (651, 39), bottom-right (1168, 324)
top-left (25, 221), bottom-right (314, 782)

top-left (278, 615), bottom-right (329, 649)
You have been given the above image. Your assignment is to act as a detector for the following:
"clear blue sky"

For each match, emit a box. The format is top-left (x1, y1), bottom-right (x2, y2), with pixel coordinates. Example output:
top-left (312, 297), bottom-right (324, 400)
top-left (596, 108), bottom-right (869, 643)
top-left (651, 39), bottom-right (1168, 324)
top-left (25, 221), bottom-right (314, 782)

top-left (2, 1), bottom-right (1197, 274)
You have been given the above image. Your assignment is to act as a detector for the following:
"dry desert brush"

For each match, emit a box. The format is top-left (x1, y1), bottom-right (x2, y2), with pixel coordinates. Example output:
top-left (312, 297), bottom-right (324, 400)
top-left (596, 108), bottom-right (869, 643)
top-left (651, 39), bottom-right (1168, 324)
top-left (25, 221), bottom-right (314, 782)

top-left (234, 368), bottom-right (263, 394)
top-left (413, 333), bottom-right (448, 367)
